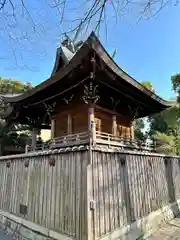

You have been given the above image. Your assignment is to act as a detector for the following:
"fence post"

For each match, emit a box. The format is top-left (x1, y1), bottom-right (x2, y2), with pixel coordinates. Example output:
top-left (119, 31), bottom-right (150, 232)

top-left (25, 145), bottom-right (29, 154)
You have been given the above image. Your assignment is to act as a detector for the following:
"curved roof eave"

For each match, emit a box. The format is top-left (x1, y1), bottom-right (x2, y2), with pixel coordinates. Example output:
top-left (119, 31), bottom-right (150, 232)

top-left (3, 40), bottom-right (91, 104)
top-left (90, 33), bottom-right (171, 108)
top-left (3, 31), bottom-right (171, 108)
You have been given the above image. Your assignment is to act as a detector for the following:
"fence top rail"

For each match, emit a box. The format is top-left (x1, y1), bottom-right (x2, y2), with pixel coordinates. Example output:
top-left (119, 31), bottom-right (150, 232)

top-left (0, 145), bottom-right (89, 161)
top-left (0, 147), bottom-right (179, 161)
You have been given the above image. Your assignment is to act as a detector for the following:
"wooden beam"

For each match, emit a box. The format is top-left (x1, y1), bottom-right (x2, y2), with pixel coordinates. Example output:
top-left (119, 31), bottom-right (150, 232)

top-left (88, 105), bottom-right (96, 143)
top-left (51, 118), bottom-right (55, 139)
top-left (95, 105), bottom-right (130, 121)
top-left (112, 115), bottom-right (117, 136)
top-left (31, 128), bottom-right (37, 150)
top-left (67, 113), bottom-right (72, 134)
top-left (131, 125), bottom-right (134, 139)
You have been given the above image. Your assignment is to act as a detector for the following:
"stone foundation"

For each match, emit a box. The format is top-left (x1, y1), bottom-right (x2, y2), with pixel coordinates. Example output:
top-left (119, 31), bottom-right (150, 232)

top-left (0, 210), bottom-right (73, 240)
top-left (0, 200), bottom-right (180, 240)
top-left (98, 199), bottom-right (180, 240)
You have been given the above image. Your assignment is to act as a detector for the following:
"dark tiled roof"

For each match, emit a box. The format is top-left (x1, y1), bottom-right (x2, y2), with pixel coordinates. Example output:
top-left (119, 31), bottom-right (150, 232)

top-left (2, 32), bottom-right (171, 108)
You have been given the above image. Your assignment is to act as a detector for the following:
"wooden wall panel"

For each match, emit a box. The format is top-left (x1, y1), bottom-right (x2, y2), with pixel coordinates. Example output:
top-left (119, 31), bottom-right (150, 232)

top-left (71, 104), bottom-right (88, 134)
top-left (54, 102), bottom-right (134, 138)
top-left (116, 115), bottom-right (131, 138)
top-left (95, 110), bottom-right (112, 133)
top-left (95, 106), bottom-right (132, 137)
top-left (54, 114), bottom-right (68, 137)
top-left (90, 151), bottom-right (180, 239)
top-left (54, 102), bottom-right (88, 137)
top-left (0, 150), bottom-right (89, 240)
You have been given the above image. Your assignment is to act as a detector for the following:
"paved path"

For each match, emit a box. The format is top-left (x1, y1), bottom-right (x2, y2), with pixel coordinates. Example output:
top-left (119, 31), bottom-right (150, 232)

top-left (0, 230), bottom-right (13, 240)
top-left (148, 216), bottom-right (180, 239)
top-left (1, 219), bottom-right (180, 240)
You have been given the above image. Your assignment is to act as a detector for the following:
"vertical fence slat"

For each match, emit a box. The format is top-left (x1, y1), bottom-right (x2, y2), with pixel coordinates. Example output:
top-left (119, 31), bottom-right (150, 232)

top-left (89, 150), bottom-right (180, 239)
top-left (0, 148), bottom-right (180, 240)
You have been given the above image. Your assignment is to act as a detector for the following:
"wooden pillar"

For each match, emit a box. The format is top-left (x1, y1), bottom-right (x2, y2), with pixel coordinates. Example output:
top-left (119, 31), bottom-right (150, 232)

top-left (67, 113), bottom-right (72, 135)
top-left (112, 114), bottom-right (117, 136)
top-left (131, 124), bottom-right (134, 139)
top-left (51, 118), bottom-right (55, 139)
top-left (31, 128), bottom-right (37, 151)
top-left (88, 104), bottom-right (96, 143)
top-left (25, 144), bottom-right (29, 154)
top-left (0, 139), bottom-right (3, 156)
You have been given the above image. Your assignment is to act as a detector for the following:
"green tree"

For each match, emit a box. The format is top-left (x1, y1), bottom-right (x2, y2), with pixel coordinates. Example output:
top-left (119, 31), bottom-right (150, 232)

top-left (0, 78), bottom-right (32, 94)
top-left (148, 112), bottom-right (168, 137)
top-left (134, 118), bottom-right (146, 141)
top-left (153, 132), bottom-right (178, 155)
top-left (171, 74), bottom-right (180, 104)
top-left (0, 78), bottom-right (33, 155)
top-left (149, 103), bottom-right (180, 155)
top-left (142, 76), bottom-right (180, 155)
top-left (133, 81), bottom-right (154, 142)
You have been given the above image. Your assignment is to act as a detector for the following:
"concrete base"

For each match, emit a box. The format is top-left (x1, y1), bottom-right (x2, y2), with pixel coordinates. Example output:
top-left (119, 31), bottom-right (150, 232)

top-left (0, 210), bottom-right (74, 240)
top-left (0, 199), bottom-right (180, 240)
top-left (98, 200), bottom-right (180, 240)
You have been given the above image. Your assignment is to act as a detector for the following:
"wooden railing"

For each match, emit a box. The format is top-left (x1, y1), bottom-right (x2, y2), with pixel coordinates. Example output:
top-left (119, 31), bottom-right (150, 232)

top-left (50, 131), bottom-right (90, 148)
top-left (26, 132), bottom-right (90, 153)
top-left (96, 131), bottom-right (154, 151)
top-left (26, 131), bottom-right (154, 153)
top-left (25, 142), bottom-right (50, 153)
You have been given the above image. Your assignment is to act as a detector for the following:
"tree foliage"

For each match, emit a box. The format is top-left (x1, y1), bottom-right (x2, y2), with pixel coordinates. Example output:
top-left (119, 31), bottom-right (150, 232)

top-left (138, 80), bottom-right (180, 155)
top-left (0, 78), bottom-right (32, 94)
top-left (153, 73), bottom-right (180, 155)
top-left (148, 111), bottom-right (168, 137)
top-left (133, 81), bottom-right (155, 141)
top-left (147, 87), bottom-right (180, 155)
top-left (0, 77), bottom-right (33, 155)
top-left (150, 104), bottom-right (180, 155)
top-left (134, 118), bottom-right (146, 141)
top-left (171, 74), bottom-right (180, 104)
top-left (153, 132), bottom-right (178, 155)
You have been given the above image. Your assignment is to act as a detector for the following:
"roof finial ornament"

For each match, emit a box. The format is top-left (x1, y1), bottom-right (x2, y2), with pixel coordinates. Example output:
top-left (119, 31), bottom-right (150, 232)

top-left (62, 33), bottom-right (75, 53)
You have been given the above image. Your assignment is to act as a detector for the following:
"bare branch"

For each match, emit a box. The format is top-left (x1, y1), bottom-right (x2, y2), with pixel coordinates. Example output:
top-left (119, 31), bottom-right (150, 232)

top-left (94, 1), bottom-right (106, 34)
top-left (0, 0), bottom-right (176, 69)
top-left (0, 0), bottom-right (6, 11)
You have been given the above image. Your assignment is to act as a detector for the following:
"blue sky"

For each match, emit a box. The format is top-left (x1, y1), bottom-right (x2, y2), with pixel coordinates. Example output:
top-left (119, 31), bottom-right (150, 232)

top-left (0, 1), bottom-right (179, 100)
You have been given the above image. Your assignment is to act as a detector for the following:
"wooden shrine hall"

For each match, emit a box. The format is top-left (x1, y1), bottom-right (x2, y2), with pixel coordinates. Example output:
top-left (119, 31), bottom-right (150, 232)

top-left (1, 32), bottom-right (171, 152)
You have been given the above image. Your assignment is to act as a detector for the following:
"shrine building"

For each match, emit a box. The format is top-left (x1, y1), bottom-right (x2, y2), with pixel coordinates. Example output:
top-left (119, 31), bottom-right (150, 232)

top-left (1, 32), bottom-right (171, 152)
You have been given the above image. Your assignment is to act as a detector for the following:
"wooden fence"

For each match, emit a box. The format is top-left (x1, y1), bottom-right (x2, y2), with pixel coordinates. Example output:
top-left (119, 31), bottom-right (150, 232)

top-left (89, 150), bottom-right (180, 239)
top-left (0, 148), bottom-right (89, 240)
top-left (0, 147), bottom-right (180, 240)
